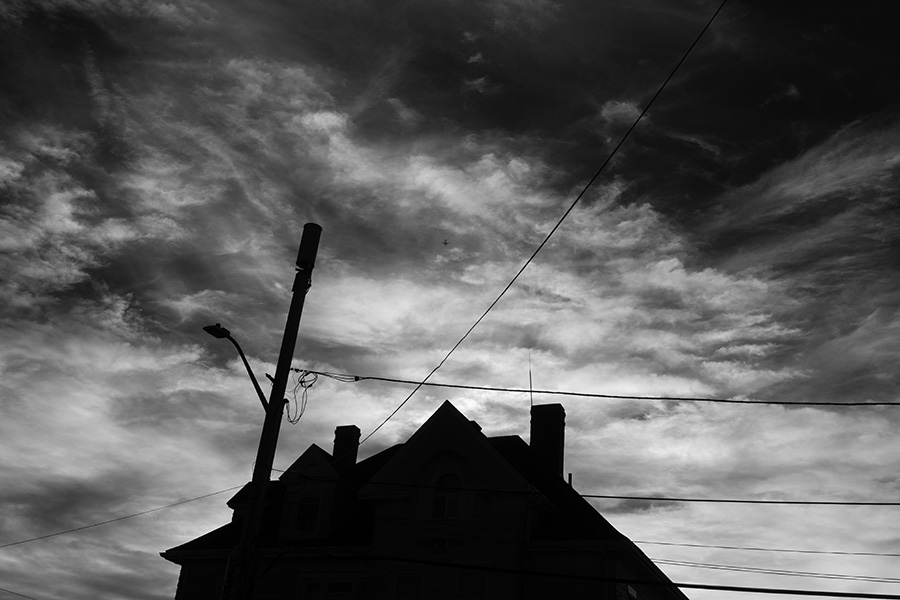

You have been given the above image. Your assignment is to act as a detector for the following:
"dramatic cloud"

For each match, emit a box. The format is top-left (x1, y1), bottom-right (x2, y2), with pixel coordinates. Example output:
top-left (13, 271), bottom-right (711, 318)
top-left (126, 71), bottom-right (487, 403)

top-left (1, 1), bottom-right (899, 599)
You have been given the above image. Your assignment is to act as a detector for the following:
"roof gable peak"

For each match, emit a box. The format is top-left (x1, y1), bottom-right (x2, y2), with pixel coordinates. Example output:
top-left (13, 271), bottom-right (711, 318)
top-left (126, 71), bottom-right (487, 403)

top-left (360, 400), bottom-right (530, 495)
top-left (279, 443), bottom-right (339, 481)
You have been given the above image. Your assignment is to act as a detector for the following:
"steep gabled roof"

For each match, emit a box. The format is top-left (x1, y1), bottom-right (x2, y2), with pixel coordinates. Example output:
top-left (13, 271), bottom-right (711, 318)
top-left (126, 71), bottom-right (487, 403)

top-left (488, 436), bottom-right (689, 600)
top-left (353, 443), bottom-right (403, 486)
top-left (164, 399), bottom-right (684, 600)
top-left (487, 435), bottom-right (626, 541)
top-left (359, 400), bottom-right (532, 498)
top-left (278, 443), bottom-right (339, 482)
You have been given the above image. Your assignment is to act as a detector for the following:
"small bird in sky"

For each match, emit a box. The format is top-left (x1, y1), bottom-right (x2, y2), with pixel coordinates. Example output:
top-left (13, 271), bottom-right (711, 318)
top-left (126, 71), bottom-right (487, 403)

top-left (442, 239), bottom-right (449, 246)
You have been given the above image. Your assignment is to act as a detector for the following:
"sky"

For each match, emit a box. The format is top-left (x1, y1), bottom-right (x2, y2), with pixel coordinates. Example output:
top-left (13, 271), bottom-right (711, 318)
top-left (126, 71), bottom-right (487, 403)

top-left (1, 0), bottom-right (899, 598)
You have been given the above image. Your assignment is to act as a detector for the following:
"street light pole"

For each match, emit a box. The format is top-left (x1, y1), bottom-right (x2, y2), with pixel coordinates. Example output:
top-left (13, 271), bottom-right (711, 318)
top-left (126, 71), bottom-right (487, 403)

top-left (219, 222), bottom-right (323, 600)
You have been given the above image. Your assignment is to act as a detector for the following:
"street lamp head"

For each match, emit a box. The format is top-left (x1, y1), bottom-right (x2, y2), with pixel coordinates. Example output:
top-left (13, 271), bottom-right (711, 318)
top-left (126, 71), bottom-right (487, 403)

top-left (203, 323), bottom-right (232, 339)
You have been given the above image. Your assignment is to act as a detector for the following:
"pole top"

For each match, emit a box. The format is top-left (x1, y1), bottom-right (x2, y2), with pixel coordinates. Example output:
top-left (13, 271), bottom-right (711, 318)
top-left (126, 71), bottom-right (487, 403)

top-left (296, 223), bottom-right (322, 271)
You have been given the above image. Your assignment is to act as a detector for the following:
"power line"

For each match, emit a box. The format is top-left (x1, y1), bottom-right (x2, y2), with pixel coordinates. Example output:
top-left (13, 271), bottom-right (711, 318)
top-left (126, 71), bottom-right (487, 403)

top-left (0, 485), bottom-right (243, 549)
top-left (304, 506), bottom-right (897, 564)
top-left (635, 540), bottom-right (900, 558)
top-left (0, 586), bottom-right (42, 600)
top-left (258, 544), bottom-right (900, 600)
top-left (653, 558), bottom-right (900, 584)
top-left (354, 511), bottom-right (900, 568)
top-left (582, 494), bottom-right (900, 506)
top-left (341, 553), bottom-right (900, 599)
top-left (356, 0), bottom-right (730, 445)
top-left (369, 514), bottom-right (900, 585)
top-left (300, 369), bottom-right (900, 406)
top-left (254, 499), bottom-right (900, 600)
top-left (281, 472), bottom-right (900, 506)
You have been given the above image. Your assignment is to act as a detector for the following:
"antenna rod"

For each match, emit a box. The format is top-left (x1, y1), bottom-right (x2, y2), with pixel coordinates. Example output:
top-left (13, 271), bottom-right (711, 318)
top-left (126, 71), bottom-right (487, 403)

top-left (529, 350), bottom-right (534, 408)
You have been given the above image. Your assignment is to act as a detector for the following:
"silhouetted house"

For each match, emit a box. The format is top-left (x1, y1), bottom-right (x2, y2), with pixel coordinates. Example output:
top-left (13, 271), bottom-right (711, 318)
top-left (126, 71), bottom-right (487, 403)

top-left (162, 401), bottom-right (688, 600)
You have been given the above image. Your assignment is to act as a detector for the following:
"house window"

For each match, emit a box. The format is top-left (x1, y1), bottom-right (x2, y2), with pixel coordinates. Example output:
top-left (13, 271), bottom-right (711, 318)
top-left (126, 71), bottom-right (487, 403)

top-left (295, 497), bottom-right (321, 533)
top-left (432, 473), bottom-right (461, 519)
top-left (616, 583), bottom-right (638, 600)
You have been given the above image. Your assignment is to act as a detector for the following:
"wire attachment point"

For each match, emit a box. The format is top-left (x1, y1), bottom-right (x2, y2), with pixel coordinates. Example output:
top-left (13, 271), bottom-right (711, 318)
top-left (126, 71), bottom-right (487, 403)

top-left (287, 370), bottom-right (318, 424)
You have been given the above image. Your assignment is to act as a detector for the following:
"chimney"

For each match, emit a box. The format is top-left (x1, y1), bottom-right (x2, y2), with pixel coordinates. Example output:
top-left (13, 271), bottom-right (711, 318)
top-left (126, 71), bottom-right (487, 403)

top-left (530, 404), bottom-right (565, 478)
top-left (332, 425), bottom-right (360, 473)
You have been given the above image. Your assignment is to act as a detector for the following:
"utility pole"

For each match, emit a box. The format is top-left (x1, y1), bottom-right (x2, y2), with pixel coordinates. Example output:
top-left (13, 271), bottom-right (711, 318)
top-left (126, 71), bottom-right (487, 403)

top-left (222, 223), bottom-right (322, 600)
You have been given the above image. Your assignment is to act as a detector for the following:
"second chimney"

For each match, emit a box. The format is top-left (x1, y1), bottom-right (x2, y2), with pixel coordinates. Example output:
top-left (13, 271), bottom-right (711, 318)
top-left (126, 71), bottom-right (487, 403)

top-left (332, 425), bottom-right (360, 473)
top-left (530, 404), bottom-right (565, 478)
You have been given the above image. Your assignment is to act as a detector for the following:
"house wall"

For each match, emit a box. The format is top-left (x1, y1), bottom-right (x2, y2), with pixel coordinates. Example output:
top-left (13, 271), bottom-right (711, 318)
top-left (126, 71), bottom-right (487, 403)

top-left (172, 559), bottom-right (226, 599)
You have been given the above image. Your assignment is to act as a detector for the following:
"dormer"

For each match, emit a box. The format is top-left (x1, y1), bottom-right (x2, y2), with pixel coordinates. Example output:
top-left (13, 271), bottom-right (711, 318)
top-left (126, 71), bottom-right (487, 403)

top-left (278, 444), bottom-right (340, 540)
top-left (413, 450), bottom-right (473, 522)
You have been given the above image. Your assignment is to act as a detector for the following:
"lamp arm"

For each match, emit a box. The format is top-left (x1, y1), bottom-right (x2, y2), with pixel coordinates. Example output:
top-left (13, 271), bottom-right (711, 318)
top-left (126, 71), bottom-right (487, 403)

top-left (227, 337), bottom-right (269, 410)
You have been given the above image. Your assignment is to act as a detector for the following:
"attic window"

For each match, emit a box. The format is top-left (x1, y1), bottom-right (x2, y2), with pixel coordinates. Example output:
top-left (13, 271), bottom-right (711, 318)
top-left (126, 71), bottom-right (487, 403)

top-left (295, 497), bottom-right (320, 533)
top-left (432, 473), bottom-right (461, 519)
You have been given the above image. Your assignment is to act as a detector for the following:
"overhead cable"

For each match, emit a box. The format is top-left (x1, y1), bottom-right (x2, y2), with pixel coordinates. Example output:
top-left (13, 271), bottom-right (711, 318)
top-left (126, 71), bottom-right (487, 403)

top-left (370, 514), bottom-right (900, 584)
top-left (355, 0), bottom-right (730, 445)
top-left (653, 558), bottom-right (900, 584)
top-left (0, 586), bottom-right (43, 600)
top-left (322, 552), bottom-right (900, 599)
top-left (280, 472), bottom-right (900, 506)
top-left (581, 494), bottom-right (900, 506)
top-left (375, 554), bottom-right (900, 598)
top-left (299, 369), bottom-right (899, 406)
top-left (635, 540), bottom-right (900, 558)
top-left (365, 511), bottom-right (900, 562)
top-left (0, 485), bottom-right (243, 549)
top-left (287, 370), bottom-right (316, 424)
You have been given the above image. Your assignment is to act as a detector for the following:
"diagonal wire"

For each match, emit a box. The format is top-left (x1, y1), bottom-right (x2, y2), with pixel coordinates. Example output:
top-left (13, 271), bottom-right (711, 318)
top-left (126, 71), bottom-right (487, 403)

top-left (330, 553), bottom-right (900, 599)
top-left (581, 494), bottom-right (900, 505)
top-left (368, 514), bottom-right (900, 584)
top-left (0, 586), bottom-right (43, 600)
top-left (279, 472), bottom-right (900, 505)
top-left (0, 486), bottom-right (243, 549)
top-left (360, 0), bottom-right (730, 445)
top-left (653, 558), bottom-right (900, 584)
top-left (635, 539), bottom-right (900, 557)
